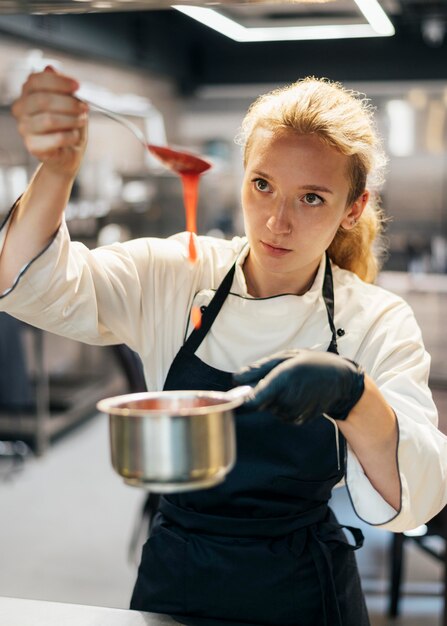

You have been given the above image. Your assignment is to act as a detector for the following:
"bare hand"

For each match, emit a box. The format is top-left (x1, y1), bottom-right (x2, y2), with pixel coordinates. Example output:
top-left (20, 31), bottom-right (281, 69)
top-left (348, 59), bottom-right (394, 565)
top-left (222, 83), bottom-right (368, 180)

top-left (11, 66), bottom-right (88, 177)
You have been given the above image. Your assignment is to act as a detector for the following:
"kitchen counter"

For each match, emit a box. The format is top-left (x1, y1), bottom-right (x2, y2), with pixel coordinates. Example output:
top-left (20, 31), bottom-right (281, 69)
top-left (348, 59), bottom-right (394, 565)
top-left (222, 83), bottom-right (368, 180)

top-left (378, 270), bottom-right (447, 294)
top-left (378, 271), bottom-right (447, 384)
top-left (0, 596), bottom-right (179, 626)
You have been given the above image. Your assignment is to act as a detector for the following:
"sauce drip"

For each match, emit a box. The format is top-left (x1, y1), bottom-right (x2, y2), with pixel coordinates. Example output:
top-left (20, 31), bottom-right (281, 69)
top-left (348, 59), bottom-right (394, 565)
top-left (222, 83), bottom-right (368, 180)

top-left (180, 172), bottom-right (199, 263)
top-left (145, 144), bottom-right (212, 330)
top-left (190, 305), bottom-right (202, 330)
top-left (181, 173), bottom-right (200, 328)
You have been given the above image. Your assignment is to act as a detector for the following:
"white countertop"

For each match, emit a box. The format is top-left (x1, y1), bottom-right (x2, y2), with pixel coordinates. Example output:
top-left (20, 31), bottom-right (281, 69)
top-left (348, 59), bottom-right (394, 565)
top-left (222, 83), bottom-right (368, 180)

top-left (0, 596), bottom-right (179, 626)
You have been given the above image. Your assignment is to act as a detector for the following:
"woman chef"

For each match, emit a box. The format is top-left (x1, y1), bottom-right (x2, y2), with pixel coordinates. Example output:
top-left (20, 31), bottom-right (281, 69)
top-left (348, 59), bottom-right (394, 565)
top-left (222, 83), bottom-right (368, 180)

top-left (1, 68), bottom-right (447, 626)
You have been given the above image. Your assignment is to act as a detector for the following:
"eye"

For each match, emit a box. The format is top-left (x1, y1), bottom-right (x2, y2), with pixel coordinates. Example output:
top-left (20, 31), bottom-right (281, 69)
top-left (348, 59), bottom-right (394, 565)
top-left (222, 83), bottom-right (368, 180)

top-left (303, 192), bottom-right (324, 206)
top-left (253, 178), bottom-right (271, 193)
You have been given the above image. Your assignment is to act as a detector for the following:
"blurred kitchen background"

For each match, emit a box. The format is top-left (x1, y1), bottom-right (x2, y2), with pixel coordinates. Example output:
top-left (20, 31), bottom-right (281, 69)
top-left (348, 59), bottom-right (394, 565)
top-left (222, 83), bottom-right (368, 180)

top-left (0, 1), bottom-right (446, 625)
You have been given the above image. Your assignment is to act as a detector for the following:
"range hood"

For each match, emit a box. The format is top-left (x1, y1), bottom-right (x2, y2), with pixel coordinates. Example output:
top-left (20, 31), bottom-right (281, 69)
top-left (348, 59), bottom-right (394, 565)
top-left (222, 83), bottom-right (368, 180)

top-left (0, 0), bottom-right (250, 11)
top-left (0, 1), bottom-right (396, 43)
top-left (0, 0), bottom-right (395, 16)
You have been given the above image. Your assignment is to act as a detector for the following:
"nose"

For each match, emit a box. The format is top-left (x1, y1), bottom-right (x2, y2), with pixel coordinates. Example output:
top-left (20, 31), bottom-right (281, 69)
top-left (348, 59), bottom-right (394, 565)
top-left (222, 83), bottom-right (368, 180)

top-left (266, 200), bottom-right (292, 235)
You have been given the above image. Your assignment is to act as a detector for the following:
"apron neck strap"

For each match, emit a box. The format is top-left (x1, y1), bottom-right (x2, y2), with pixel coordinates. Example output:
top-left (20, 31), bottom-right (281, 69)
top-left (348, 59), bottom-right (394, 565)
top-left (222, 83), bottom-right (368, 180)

top-left (183, 250), bottom-right (339, 356)
top-left (183, 262), bottom-right (236, 354)
top-left (323, 252), bottom-right (339, 355)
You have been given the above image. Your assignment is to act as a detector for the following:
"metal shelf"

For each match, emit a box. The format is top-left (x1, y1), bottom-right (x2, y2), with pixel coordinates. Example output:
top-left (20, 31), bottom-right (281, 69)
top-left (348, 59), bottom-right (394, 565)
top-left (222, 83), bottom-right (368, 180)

top-left (0, 325), bottom-right (127, 456)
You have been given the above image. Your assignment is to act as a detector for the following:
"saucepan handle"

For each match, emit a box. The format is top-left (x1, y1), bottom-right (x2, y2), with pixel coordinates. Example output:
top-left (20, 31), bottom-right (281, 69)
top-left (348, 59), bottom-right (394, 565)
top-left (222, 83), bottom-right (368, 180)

top-left (224, 385), bottom-right (254, 403)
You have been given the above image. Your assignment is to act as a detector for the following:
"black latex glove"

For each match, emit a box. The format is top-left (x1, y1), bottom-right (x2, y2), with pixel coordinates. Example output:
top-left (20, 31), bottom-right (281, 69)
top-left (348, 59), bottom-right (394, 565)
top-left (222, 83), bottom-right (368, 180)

top-left (233, 349), bottom-right (365, 424)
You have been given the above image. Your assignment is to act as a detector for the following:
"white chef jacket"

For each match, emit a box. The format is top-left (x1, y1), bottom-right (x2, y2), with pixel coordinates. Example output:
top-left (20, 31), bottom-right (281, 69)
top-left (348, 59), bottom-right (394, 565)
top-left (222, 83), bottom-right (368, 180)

top-left (1, 205), bottom-right (446, 533)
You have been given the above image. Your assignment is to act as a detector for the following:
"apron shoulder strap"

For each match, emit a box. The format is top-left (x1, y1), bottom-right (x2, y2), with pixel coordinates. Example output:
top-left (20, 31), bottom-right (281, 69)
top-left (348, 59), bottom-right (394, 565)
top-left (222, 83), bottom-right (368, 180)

top-left (184, 251), bottom-right (338, 355)
top-left (323, 252), bottom-right (339, 355)
top-left (183, 262), bottom-right (236, 354)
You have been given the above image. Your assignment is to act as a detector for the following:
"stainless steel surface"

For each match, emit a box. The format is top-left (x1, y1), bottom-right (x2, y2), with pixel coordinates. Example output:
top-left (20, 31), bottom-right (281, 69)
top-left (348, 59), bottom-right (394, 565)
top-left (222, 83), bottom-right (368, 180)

top-left (0, 0), bottom-right (405, 17)
top-left (0, 0), bottom-right (341, 12)
top-left (0, 0), bottom-right (200, 11)
top-left (97, 387), bottom-right (251, 492)
top-left (0, 596), bottom-right (178, 626)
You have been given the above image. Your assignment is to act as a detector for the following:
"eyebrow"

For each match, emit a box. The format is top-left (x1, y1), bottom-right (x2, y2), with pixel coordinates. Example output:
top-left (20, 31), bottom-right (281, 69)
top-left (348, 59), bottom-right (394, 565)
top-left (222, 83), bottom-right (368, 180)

top-left (300, 184), bottom-right (334, 195)
top-left (252, 171), bottom-right (334, 195)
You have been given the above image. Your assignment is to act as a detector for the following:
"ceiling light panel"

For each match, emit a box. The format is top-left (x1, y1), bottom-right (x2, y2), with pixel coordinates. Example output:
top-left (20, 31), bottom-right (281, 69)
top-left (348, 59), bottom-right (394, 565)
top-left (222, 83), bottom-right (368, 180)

top-left (174, 0), bottom-right (395, 42)
top-left (0, 0), bottom-right (395, 42)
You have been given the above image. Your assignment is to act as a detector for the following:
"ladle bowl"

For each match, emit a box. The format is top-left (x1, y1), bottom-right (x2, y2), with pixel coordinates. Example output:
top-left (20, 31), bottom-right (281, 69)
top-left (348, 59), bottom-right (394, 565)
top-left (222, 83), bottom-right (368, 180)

top-left (147, 144), bottom-right (211, 175)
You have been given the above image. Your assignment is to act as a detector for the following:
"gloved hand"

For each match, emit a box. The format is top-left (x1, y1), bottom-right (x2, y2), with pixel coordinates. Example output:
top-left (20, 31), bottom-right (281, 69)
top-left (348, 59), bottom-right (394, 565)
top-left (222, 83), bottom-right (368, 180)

top-left (233, 349), bottom-right (365, 424)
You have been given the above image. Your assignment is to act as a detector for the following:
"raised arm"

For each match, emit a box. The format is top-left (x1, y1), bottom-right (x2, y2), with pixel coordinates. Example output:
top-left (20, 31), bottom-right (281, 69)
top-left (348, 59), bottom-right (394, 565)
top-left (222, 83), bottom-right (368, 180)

top-left (0, 66), bottom-right (88, 294)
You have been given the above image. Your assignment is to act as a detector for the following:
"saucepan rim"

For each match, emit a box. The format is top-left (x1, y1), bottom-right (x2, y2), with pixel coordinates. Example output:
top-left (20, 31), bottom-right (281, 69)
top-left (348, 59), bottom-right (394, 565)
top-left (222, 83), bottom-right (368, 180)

top-left (97, 386), bottom-right (252, 418)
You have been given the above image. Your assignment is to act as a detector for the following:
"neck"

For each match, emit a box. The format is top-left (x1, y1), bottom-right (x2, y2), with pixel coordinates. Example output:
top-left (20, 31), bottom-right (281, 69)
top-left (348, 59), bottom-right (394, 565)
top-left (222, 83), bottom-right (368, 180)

top-left (243, 254), bottom-right (320, 298)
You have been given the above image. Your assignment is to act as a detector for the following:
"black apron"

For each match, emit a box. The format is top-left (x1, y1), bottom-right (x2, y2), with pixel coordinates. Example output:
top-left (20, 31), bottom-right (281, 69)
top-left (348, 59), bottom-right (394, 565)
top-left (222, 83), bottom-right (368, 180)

top-left (130, 253), bottom-right (370, 626)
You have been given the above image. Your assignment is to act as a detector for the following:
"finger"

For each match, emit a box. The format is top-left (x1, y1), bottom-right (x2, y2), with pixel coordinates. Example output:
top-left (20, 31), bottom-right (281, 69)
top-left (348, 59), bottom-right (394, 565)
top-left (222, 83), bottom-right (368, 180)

top-left (233, 369), bottom-right (263, 385)
top-left (241, 375), bottom-right (280, 410)
top-left (24, 129), bottom-right (83, 156)
top-left (22, 68), bottom-right (79, 97)
top-left (16, 92), bottom-right (88, 118)
top-left (11, 91), bottom-right (87, 125)
top-left (18, 111), bottom-right (88, 136)
top-left (233, 358), bottom-right (286, 385)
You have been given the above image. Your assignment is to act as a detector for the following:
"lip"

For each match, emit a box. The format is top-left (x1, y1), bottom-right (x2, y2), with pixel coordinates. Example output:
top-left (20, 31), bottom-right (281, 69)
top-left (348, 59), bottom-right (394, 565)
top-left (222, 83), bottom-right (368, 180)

top-left (260, 241), bottom-right (292, 257)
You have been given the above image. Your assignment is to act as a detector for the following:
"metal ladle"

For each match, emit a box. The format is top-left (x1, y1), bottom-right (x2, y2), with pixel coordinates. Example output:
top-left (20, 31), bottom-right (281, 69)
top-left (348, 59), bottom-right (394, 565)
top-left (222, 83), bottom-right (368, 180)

top-left (79, 98), bottom-right (212, 175)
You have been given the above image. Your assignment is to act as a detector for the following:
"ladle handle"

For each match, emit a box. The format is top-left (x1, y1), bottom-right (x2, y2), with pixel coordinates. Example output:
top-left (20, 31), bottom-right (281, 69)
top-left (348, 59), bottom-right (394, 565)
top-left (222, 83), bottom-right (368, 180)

top-left (78, 97), bottom-right (148, 148)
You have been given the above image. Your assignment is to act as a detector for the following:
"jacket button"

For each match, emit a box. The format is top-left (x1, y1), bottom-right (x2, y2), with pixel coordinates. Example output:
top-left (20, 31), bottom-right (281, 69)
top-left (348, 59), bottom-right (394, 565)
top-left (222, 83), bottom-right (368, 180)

top-left (336, 328), bottom-right (345, 337)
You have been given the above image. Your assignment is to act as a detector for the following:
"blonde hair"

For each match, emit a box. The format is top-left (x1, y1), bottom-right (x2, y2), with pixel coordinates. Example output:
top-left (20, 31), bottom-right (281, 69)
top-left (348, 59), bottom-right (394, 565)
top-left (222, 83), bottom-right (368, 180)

top-left (237, 77), bottom-right (388, 282)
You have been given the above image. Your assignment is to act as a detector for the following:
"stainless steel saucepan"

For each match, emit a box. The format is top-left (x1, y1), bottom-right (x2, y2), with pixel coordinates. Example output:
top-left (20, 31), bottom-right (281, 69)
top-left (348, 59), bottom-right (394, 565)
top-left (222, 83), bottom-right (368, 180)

top-left (97, 386), bottom-right (252, 493)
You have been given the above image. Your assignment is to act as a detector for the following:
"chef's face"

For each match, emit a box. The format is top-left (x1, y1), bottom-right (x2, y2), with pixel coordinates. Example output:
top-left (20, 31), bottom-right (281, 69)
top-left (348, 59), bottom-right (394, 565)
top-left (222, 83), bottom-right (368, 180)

top-left (241, 127), bottom-right (368, 297)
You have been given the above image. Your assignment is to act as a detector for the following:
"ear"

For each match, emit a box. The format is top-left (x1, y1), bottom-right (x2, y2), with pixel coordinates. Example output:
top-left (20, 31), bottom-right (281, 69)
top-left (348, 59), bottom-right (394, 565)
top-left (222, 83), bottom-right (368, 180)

top-left (340, 190), bottom-right (370, 230)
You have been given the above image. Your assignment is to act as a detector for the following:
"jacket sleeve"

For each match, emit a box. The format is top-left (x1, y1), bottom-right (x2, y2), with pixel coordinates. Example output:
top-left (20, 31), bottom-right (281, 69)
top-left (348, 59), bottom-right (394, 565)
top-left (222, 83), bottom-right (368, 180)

top-left (0, 206), bottom-right (201, 356)
top-left (345, 296), bottom-right (447, 532)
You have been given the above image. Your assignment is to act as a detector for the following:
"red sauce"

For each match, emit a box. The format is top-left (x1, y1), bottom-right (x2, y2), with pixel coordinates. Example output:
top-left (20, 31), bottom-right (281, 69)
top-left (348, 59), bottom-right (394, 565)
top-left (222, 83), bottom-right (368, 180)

top-left (146, 145), bottom-right (211, 330)
top-left (180, 172), bottom-right (201, 328)
top-left (180, 171), bottom-right (199, 264)
top-left (190, 305), bottom-right (202, 330)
